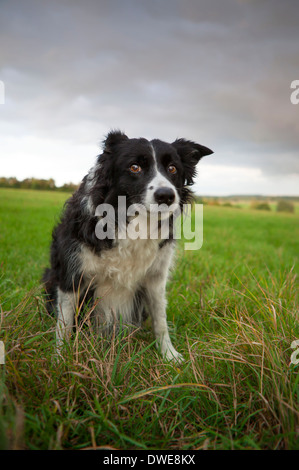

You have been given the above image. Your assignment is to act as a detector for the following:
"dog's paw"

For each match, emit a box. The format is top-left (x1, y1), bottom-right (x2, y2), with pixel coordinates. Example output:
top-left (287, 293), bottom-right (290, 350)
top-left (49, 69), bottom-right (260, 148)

top-left (163, 348), bottom-right (184, 364)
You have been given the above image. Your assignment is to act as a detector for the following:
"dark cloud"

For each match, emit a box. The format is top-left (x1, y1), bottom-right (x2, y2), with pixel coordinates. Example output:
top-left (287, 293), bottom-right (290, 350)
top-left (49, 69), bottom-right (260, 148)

top-left (0, 0), bottom-right (298, 192)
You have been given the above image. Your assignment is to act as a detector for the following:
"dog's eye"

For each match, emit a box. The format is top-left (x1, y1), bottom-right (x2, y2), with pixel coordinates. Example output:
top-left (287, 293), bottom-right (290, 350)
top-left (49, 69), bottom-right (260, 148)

top-left (168, 164), bottom-right (177, 175)
top-left (129, 164), bottom-right (142, 174)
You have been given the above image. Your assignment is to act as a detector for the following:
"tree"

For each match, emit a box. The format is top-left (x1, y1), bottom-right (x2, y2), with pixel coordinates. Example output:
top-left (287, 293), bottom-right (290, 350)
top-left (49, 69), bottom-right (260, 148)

top-left (276, 200), bottom-right (295, 214)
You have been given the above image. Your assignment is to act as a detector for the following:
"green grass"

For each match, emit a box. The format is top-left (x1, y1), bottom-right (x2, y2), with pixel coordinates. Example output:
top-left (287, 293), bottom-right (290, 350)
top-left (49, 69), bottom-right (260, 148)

top-left (0, 188), bottom-right (298, 450)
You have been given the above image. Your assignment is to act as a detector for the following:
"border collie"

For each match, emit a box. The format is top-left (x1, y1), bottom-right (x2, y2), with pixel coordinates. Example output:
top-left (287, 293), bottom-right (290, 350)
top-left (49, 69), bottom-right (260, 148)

top-left (42, 131), bottom-right (213, 361)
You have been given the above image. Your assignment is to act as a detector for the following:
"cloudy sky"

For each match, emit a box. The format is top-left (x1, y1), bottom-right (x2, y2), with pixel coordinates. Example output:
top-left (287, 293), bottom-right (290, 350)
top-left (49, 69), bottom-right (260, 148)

top-left (0, 0), bottom-right (298, 195)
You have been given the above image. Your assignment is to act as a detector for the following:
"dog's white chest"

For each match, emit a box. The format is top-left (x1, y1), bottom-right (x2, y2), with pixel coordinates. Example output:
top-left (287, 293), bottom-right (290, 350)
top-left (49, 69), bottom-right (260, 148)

top-left (80, 238), bottom-right (160, 292)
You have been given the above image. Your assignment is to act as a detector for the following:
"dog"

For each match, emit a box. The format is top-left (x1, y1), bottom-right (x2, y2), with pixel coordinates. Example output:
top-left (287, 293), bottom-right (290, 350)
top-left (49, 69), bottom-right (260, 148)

top-left (42, 130), bottom-right (213, 361)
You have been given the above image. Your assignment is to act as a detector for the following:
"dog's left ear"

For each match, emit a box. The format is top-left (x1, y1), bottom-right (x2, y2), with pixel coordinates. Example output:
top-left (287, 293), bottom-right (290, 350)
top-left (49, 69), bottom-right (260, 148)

top-left (102, 130), bottom-right (129, 154)
top-left (172, 138), bottom-right (213, 185)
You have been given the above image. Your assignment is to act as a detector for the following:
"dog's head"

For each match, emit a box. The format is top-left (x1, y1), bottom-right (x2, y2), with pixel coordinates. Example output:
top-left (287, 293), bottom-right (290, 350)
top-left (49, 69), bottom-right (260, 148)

top-left (89, 130), bottom-right (213, 214)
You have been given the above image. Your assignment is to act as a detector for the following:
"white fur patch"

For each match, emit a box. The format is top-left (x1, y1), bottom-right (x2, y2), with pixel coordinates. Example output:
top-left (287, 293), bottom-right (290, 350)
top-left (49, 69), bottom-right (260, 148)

top-left (79, 238), bottom-right (172, 327)
top-left (143, 144), bottom-right (179, 211)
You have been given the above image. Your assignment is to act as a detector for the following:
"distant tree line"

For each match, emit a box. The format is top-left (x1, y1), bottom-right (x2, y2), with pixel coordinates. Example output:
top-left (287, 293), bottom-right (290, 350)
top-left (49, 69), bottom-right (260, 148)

top-left (250, 200), bottom-right (295, 213)
top-left (0, 176), bottom-right (78, 192)
top-left (193, 196), bottom-right (296, 214)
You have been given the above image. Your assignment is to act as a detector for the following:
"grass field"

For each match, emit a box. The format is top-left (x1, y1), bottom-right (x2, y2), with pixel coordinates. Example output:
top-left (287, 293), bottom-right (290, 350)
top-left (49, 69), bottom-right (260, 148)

top-left (0, 187), bottom-right (298, 450)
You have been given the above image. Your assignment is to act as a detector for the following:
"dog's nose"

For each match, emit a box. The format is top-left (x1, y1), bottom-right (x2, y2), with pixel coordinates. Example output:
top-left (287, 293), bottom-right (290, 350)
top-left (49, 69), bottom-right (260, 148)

top-left (154, 187), bottom-right (175, 206)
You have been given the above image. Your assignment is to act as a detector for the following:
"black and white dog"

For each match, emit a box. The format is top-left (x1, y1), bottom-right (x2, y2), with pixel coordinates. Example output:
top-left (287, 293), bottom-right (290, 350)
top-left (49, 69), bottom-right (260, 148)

top-left (43, 131), bottom-right (213, 361)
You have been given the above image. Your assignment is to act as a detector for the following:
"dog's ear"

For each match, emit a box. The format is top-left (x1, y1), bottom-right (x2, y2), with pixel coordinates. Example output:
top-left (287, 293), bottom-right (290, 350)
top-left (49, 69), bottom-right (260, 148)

top-left (172, 138), bottom-right (213, 185)
top-left (102, 130), bottom-right (129, 154)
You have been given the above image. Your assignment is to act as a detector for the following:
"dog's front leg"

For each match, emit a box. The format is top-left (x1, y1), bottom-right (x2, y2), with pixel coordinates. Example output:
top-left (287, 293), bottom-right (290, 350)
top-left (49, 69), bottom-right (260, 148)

top-left (145, 279), bottom-right (183, 363)
top-left (56, 288), bottom-right (76, 354)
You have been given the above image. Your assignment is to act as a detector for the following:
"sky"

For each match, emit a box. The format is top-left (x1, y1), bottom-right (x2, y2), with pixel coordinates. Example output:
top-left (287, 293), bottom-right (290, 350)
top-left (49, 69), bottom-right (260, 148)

top-left (0, 0), bottom-right (298, 196)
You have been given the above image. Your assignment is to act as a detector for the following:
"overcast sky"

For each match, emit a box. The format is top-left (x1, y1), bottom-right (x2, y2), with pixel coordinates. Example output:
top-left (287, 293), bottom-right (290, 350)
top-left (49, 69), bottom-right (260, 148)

top-left (0, 0), bottom-right (298, 195)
